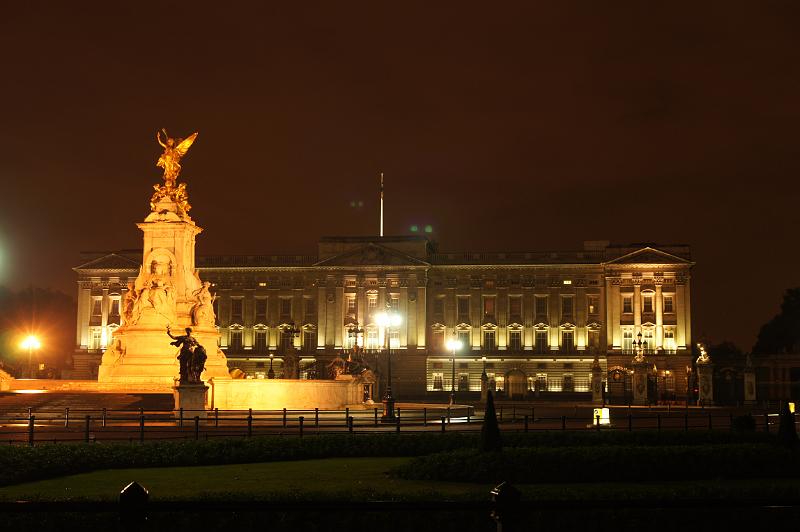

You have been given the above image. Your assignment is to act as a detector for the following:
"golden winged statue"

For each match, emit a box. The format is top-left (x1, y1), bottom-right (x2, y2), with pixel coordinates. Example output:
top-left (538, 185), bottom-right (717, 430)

top-left (156, 129), bottom-right (198, 188)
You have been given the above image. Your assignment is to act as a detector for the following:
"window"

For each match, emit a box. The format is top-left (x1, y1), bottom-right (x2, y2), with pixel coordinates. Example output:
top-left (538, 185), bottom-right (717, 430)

top-left (508, 330), bottom-right (522, 351)
top-left (588, 329), bottom-right (600, 352)
top-left (483, 296), bottom-right (496, 319)
top-left (432, 372), bottom-right (444, 390)
top-left (587, 295), bottom-right (599, 315)
top-left (643, 329), bottom-right (654, 353)
top-left (367, 294), bottom-right (378, 312)
top-left (509, 296), bottom-right (522, 321)
top-left (495, 375), bottom-right (504, 392)
top-left (388, 329), bottom-right (400, 349)
top-left (562, 330), bottom-right (574, 353)
top-left (280, 328), bottom-right (294, 351)
top-left (279, 298), bottom-right (292, 322)
top-left (457, 329), bottom-right (470, 350)
top-left (303, 298), bottom-right (315, 321)
top-left (431, 329), bottom-right (445, 351)
top-left (457, 296), bottom-right (470, 323)
top-left (643, 294), bottom-right (653, 313)
top-left (664, 330), bottom-right (676, 352)
top-left (535, 373), bottom-right (547, 392)
top-left (108, 298), bottom-right (120, 325)
top-left (623, 330), bottom-right (633, 351)
top-left (303, 330), bottom-right (316, 352)
top-left (561, 297), bottom-right (573, 319)
top-left (255, 298), bottom-right (267, 323)
top-left (366, 328), bottom-right (379, 350)
top-left (458, 373), bottom-right (469, 391)
top-left (535, 330), bottom-right (548, 354)
top-left (622, 296), bottom-right (633, 314)
top-left (229, 329), bottom-right (243, 351)
top-left (230, 299), bottom-right (243, 323)
top-left (663, 295), bottom-right (674, 313)
top-left (433, 297), bottom-right (444, 320)
top-left (483, 330), bottom-right (496, 351)
top-left (91, 298), bottom-right (102, 317)
top-left (389, 294), bottom-right (399, 310)
top-left (90, 328), bottom-right (102, 350)
top-left (346, 296), bottom-right (357, 320)
top-left (254, 329), bottom-right (267, 353)
top-left (535, 296), bottom-right (548, 319)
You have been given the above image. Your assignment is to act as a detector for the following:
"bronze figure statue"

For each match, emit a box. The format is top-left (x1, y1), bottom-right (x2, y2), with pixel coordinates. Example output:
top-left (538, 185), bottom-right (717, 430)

top-left (167, 325), bottom-right (205, 384)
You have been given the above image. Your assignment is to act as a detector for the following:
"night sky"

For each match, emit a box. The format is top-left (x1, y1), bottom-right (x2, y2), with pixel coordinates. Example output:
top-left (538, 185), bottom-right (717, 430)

top-left (2, 2), bottom-right (799, 351)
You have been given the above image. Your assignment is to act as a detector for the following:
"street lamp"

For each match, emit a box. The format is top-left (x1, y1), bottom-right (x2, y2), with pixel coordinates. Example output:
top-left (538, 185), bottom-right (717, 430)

top-left (633, 331), bottom-right (648, 362)
top-left (446, 337), bottom-right (463, 405)
top-left (375, 307), bottom-right (401, 423)
top-left (20, 335), bottom-right (41, 379)
top-left (268, 353), bottom-right (275, 379)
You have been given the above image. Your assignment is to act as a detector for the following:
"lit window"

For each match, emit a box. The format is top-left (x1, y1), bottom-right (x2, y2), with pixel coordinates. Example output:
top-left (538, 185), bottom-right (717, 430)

top-left (562, 330), bottom-right (574, 353)
top-left (563, 279), bottom-right (572, 285)
top-left (483, 296), bottom-right (496, 319)
top-left (509, 330), bottom-right (522, 351)
top-left (483, 330), bottom-right (496, 351)
top-left (535, 330), bottom-right (548, 354)
top-left (663, 295), bottom-right (674, 313)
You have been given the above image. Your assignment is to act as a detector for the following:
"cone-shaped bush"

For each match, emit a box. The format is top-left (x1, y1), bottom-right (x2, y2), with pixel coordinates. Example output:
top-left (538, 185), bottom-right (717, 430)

top-left (778, 401), bottom-right (799, 449)
top-left (480, 390), bottom-right (502, 452)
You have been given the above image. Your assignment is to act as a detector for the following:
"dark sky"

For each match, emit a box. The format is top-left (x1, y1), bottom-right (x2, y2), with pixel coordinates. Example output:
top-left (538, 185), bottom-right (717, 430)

top-left (2, 2), bottom-right (799, 351)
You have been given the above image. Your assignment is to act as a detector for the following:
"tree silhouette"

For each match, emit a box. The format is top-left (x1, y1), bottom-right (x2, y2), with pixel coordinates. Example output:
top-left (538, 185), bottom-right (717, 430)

top-left (480, 390), bottom-right (502, 452)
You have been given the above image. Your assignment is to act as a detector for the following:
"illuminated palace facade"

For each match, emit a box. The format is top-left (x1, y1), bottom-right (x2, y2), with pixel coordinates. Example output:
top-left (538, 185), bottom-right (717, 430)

top-left (73, 236), bottom-right (694, 402)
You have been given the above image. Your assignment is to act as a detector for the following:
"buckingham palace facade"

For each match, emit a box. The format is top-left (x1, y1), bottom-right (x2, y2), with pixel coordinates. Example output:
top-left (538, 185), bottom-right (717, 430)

top-left (72, 236), bottom-right (694, 402)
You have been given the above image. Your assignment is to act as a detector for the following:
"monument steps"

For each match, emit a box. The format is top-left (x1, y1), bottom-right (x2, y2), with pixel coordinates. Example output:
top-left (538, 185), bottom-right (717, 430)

top-left (0, 392), bottom-right (174, 414)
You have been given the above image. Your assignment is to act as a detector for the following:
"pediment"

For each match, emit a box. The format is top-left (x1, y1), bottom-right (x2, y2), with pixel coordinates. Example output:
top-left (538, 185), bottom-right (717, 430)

top-left (74, 253), bottom-right (140, 271)
top-left (314, 243), bottom-right (430, 267)
top-left (605, 247), bottom-right (691, 266)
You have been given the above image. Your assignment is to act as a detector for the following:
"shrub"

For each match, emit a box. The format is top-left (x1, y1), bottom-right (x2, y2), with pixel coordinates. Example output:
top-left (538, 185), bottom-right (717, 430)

top-left (480, 391), bottom-right (502, 452)
top-left (778, 402), bottom-right (799, 449)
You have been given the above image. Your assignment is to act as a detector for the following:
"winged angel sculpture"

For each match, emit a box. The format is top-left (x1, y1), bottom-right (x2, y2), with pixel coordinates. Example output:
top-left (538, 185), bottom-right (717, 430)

top-left (150, 129), bottom-right (198, 214)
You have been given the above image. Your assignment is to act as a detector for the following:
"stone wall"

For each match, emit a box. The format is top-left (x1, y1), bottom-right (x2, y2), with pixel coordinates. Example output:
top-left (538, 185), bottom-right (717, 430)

top-left (208, 376), bottom-right (369, 410)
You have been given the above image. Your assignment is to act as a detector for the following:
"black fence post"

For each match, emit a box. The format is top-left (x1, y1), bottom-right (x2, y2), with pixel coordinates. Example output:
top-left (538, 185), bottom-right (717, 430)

top-left (596, 414), bottom-right (601, 431)
top-left (315, 408), bottom-right (319, 428)
top-left (395, 414), bottom-right (401, 433)
top-left (441, 416), bottom-right (446, 432)
top-left (179, 408), bottom-right (184, 428)
top-left (561, 415), bottom-right (566, 431)
top-left (447, 406), bottom-right (451, 423)
top-left (282, 408), bottom-right (287, 428)
top-left (524, 415), bottom-right (529, 433)
top-left (214, 408), bottom-right (219, 428)
top-left (299, 416), bottom-right (304, 437)
top-left (531, 407), bottom-right (535, 423)
top-left (84, 415), bottom-right (91, 443)
top-left (467, 409), bottom-right (471, 424)
top-left (64, 407), bottom-right (70, 428)
top-left (194, 416), bottom-right (200, 440)
top-left (707, 413), bottom-right (712, 431)
top-left (684, 413), bottom-right (689, 432)
top-left (628, 414), bottom-right (633, 432)
top-left (423, 407), bottom-right (427, 426)
top-left (139, 414), bottom-right (145, 443)
top-left (764, 413), bottom-right (770, 433)
top-left (729, 413), bottom-right (734, 431)
top-left (102, 408), bottom-right (107, 428)
top-left (348, 416), bottom-right (354, 433)
top-left (374, 408), bottom-right (378, 426)
top-left (247, 411), bottom-right (253, 438)
top-left (500, 406), bottom-right (504, 423)
top-left (657, 414), bottom-right (661, 432)
top-left (28, 414), bottom-right (34, 446)
top-left (345, 407), bottom-right (350, 428)
top-left (512, 406), bottom-right (516, 422)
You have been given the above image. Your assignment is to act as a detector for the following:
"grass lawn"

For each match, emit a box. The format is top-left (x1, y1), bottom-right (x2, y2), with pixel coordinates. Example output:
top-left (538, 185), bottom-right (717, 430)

top-left (1, 456), bottom-right (799, 503)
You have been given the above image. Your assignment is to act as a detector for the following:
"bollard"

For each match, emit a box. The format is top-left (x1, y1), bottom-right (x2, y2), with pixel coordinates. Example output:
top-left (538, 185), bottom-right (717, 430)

top-left (27, 414), bottom-right (35, 446)
top-left (561, 415), bottom-right (566, 431)
top-left (299, 416), bottom-right (304, 437)
top-left (657, 414), bottom-right (661, 432)
top-left (64, 407), bottom-right (70, 428)
top-left (179, 408), bottom-right (184, 428)
top-left (247, 412), bottom-right (253, 437)
top-left (441, 416), bottom-right (446, 432)
top-left (139, 414), bottom-right (145, 443)
top-left (423, 407), bottom-right (427, 426)
top-left (282, 408), bottom-right (287, 428)
top-left (85, 415), bottom-right (91, 443)
top-left (374, 407), bottom-right (379, 426)
top-left (764, 413), bottom-right (770, 433)
top-left (102, 408), bottom-right (107, 428)
top-left (315, 408), bottom-right (319, 427)
top-left (707, 413), bottom-right (712, 431)
top-left (524, 415), bottom-right (529, 433)
top-left (214, 408), bottom-right (219, 428)
top-left (194, 416), bottom-right (200, 440)
top-left (628, 414), bottom-right (632, 432)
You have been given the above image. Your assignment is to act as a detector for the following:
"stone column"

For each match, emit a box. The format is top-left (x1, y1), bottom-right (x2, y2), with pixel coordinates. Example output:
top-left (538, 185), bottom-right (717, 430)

top-left (591, 356), bottom-right (604, 405)
top-left (632, 358), bottom-right (650, 406)
top-left (655, 284), bottom-right (663, 350)
top-left (173, 382), bottom-right (209, 419)
top-left (697, 361), bottom-right (714, 406)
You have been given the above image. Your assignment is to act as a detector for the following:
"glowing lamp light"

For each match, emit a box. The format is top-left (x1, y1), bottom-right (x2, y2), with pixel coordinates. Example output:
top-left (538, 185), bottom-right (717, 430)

top-left (20, 336), bottom-right (41, 351)
top-left (375, 312), bottom-right (402, 328)
top-left (446, 339), bottom-right (463, 352)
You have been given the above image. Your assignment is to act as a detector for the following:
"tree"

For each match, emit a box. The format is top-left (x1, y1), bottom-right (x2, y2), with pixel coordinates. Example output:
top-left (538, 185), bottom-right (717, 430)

top-left (708, 341), bottom-right (745, 364)
top-left (752, 288), bottom-right (800, 354)
top-left (480, 390), bottom-right (502, 452)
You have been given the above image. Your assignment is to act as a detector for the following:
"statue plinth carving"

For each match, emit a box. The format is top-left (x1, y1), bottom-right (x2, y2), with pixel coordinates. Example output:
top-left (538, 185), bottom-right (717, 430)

top-left (98, 130), bottom-right (229, 387)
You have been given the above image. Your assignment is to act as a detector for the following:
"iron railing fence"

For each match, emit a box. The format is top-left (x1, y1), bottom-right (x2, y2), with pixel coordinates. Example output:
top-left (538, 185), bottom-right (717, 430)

top-left (0, 404), bottom-right (787, 445)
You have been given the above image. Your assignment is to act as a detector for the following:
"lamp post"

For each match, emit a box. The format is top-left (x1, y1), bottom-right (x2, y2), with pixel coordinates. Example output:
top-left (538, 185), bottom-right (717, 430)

top-left (376, 307), bottom-right (401, 423)
top-left (347, 322), bottom-right (364, 351)
top-left (268, 353), bottom-right (275, 379)
top-left (633, 331), bottom-right (648, 362)
top-left (20, 336), bottom-right (41, 379)
top-left (446, 337), bottom-right (463, 406)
